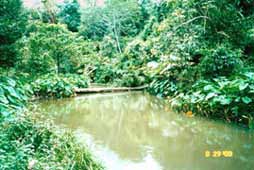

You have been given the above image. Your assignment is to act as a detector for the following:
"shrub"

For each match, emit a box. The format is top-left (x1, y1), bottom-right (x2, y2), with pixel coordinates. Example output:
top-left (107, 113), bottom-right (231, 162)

top-left (114, 70), bottom-right (146, 87)
top-left (90, 56), bottom-right (147, 87)
top-left (79, 7), bottom-right (108, 40)
top-left (0, 77), bottom-right (103, 170)
top-left (19, 22), bottom-right (85, 74)
top-left (0, 110), bottom-right (103, 170)
top-left (32, 74), bottom-right (89, 98)
top-left (93, 63), bottom-right (117, 84)
top-left (148, 78), bottom-right (178, 97)
top-left (198, 45), bottom-right (243, 78)
top-left (99, 36), bottom-right (119, 57)
top-left (0, 77), bottom-right (30, 118)
top-left (171, 72), bottom-right (254, 128)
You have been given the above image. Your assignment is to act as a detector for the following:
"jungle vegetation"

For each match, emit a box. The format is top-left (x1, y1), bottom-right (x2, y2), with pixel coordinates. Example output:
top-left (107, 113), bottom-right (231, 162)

top-left (1, 0), bottom-right (254, 169)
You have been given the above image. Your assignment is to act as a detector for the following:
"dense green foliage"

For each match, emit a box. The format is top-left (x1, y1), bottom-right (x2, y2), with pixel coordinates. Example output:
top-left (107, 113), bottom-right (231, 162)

top-left (80, 0), bottom-right (145, 39)
top-left (19, 22), bottom-right (85, 74)
top-left (198, 45), bottom-right (243, 78)
top-left (0, 77), bottom-right (29, 118)
top-left (58, 0), bottom-right (81, 32)
top-left (32, 74), bottom-right (89, 98)
top-left (0, 77), bottom-right (102, 170)
top-left (171, 72), bottom-right (254, 127)
top-left (79, 0), bottom-right (146, 54)
top-left (2, 0), bottom-right (254, 127)
top-left (0, 115), bottom-right (103, 170)
top-left (0, 0), bottom-right (27, 67)
top-left (1, 2), bottom-right (254, 168)
top-left (126, 0), bottom-right (254, 127)
top-left (0, 1), bottom-right (102, 167)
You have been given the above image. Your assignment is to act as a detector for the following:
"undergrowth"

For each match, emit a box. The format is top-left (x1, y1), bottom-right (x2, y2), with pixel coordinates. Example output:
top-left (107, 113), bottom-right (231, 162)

top-left (0, 77), bottom-right (103, 170)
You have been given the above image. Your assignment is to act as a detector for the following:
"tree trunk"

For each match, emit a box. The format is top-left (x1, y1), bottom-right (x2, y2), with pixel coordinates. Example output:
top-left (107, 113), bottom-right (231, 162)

top-left (112, 13), bottom-right (122, 54)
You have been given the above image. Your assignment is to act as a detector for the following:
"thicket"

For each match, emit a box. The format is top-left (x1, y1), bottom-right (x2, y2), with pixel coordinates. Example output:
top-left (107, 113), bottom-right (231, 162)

top-left (0, 0), bottom-right (27, 67)
top-left (75, 0), bottom-right (254, 127)
top-left (171, 72), bottom-right (254, 128)
top-left (0, 0), bottom-right (102, 169)
top-left (18, 22), bottom-right (86, 74)
top-left (32, 74), bottom-right (89, 98)
top-left (0, 77), bottom-right (103, 170)
top-left (139, 0), bottom-right (254, 127)
top-left (58, 0), bottom-right (81, 32)
top-left (79, 0), bottom-right (145, 41)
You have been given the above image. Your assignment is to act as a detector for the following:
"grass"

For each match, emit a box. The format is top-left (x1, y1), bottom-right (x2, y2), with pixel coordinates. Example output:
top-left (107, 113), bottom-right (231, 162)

top-left (0, 110), bottom-right (104, 170)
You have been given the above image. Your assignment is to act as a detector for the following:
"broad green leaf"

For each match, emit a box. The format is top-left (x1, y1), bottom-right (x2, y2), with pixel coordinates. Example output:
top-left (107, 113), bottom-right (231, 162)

top-left (244, 72), bottom-right (254, 79)
top-left (205, 92), bottom-right (217, 100)
top-left (6, 78), bottom-right (16, 87)
top-left (204, 85), bottom-right (214, 91)
top-left (3, 86), bottom-right (21, 100)
top-left (231, 106), bottom-right (239, 115)
top-left (6, 95), bottom-right (23, 107)
top-left (242, 97), bottom-right (252, 104)
top-left (0, 95), bottom-right (9, 104)
top-left (249, 85), bottom-right (254, 90)
top-left (0, 103), bottom-right (11, 117)
top-left (217, 96), bottom-right (232, 105)
top-left (235, 97), bottom-right (241, 102)
top-left (0, 86), bottom-right (4, 96)
top-left (1, 110), bottom-right (11, 117)
top-left (239, 83), bottom-right (248, 91)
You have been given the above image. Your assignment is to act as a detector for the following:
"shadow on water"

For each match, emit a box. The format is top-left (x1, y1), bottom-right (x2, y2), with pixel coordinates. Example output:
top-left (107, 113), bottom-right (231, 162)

top-left (37, 92), bottom-right (254, 170)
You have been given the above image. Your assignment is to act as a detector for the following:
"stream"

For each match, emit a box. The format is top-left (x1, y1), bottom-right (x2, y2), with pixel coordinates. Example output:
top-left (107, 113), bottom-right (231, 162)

top-left (38, 92), bottom-right (254, 170)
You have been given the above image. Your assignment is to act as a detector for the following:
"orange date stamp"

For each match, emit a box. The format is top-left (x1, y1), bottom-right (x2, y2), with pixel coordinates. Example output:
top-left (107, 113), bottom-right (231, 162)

top-left (205, 150), bottom-right (233, 158)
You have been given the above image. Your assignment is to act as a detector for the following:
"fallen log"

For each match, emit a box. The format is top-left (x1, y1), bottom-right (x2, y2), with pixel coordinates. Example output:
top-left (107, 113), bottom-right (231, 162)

top-left (74, 85), bottom-right (148, 94)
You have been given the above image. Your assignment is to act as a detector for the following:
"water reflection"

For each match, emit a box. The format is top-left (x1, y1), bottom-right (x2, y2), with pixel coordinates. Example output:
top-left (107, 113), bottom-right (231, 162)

top-left (38, 92), bottom-right (254, 170)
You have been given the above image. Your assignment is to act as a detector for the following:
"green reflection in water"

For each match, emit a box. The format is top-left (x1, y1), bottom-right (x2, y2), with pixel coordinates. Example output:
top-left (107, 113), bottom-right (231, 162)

top-left (37, 92), bottom-right (254, 170)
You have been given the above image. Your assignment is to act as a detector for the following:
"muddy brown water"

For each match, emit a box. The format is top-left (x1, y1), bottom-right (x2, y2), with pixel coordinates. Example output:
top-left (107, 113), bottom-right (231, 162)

top-left (37, 92), bottom-right (254, 170)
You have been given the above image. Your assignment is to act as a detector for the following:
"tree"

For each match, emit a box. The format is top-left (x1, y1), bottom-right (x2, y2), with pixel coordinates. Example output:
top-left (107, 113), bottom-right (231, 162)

top-left (59, 0), bottom-right (81, 32)
top-left (41, 0), bottom-right (58, 23)
top-left (79, 7), bottom-right (108, 40)
top-left (104, 0), bottom-right (146, 53)
top-left (19, 22), bottom-right (84, 74)
top-left (0, 0), bottom-right (27, 67)
top-left (79, 0), bottom-right (145, 53)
